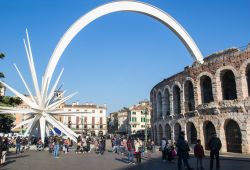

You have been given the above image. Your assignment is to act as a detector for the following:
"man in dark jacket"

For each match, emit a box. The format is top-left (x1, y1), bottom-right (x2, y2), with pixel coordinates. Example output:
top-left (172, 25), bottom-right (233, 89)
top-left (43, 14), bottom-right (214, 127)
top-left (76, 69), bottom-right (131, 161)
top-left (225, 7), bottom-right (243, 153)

top-left (16, 136), bottom-right (21, 154)
top-left (176, 131), bottom-right (193, 170)
top-left (208, 133), bottom-right (222, 170)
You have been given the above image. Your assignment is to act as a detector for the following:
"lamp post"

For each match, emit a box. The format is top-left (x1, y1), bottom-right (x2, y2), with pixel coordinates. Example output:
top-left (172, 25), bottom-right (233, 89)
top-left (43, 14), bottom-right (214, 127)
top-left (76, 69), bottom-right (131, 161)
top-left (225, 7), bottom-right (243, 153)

top-left (81, 115), bottom-right (84, 135)
top-left (144, 107), bottom-right (148, 153)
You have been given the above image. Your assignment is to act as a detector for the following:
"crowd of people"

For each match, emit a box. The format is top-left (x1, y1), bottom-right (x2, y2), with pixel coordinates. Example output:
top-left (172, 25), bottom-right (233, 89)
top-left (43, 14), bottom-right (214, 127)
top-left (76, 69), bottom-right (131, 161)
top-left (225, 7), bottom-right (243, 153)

top-left (0, 132), bottom-right (223, 170)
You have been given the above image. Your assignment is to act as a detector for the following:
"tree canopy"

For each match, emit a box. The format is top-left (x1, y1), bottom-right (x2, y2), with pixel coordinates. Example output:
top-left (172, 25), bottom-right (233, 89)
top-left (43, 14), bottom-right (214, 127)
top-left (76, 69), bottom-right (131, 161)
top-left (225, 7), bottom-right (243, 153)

top-left (0, 52), bottom-right (22, 133)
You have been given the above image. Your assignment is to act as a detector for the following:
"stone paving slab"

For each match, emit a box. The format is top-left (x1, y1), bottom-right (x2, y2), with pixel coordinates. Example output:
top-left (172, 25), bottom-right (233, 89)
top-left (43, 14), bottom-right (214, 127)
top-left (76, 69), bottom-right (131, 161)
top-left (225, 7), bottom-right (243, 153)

top-left (1, 150), bottom-right (250, 170)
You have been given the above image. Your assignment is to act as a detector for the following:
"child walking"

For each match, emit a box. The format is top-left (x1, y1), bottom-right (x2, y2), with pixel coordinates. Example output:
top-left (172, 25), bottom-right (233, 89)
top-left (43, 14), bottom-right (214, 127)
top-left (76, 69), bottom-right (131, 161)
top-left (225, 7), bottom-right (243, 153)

top-left (194, 139), bottom-right (205, 170)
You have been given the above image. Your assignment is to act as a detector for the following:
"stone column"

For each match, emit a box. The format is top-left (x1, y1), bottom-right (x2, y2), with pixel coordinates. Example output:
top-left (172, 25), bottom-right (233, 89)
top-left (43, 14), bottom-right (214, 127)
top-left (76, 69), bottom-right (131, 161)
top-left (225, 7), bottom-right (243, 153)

top-left (171, 125), bottom-right (175, 142)
top-left (193, 84), bottom-right (199, 108)
top-left (238, 75), bottom-right (248, 99)
top-left (213, 76), bottom-right (221, 102)
top-left (218, 125), bottom-right (227, 153)
top-left (170, 93), bottom-right (174, 116)
top-left (199, 121), bottom-right (206, 149)
top-left (180, 88), bottom-right (185, 115)
top-left (241, 129), bottom-right (249, 153)
top-left (235, 75), bottom-right (243, 99)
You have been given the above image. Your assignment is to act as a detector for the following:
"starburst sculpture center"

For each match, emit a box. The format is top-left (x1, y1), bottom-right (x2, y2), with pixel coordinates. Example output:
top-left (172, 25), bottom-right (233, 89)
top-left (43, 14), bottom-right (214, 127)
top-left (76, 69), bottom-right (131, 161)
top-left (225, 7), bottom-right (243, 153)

top-left (0, 30), bottom-right (79, 143)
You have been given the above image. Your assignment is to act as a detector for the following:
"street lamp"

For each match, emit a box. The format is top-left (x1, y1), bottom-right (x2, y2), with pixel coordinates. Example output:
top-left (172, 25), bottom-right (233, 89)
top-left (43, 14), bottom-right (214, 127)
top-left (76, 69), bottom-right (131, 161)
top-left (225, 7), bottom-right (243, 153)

top-left (81, 115), bottom-right (84, 135)
top-left (144, 107), bottom-right (148, 153)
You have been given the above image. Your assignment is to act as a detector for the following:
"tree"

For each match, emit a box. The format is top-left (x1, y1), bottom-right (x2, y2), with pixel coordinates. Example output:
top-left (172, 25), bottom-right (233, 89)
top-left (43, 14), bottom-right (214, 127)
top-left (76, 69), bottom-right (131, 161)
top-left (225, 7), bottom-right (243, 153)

top-left (0, 52), bottom-right (22, 133)
top-left (0, 53), bottom-right (5, 79)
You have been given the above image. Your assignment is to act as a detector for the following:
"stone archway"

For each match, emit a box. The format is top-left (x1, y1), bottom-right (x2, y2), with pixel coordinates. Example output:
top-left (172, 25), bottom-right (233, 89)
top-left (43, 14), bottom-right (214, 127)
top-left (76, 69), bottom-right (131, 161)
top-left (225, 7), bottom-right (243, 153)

top-left (200, 75), bottom-right (214, 103)
top-left (204, 121), bottom-right (216, 150)
top-left (174, 123), bottom-right (182, 141)
top-left (173, 85), bottom-right (181, 115)
top-left (165, 124), bottom-right (171, 141)
top-left (157, 91), bottom-right (163, 120)
top-left (225, 119), bottom-right (242, 153)
top-left (221, 70), bottom-right (237, 100)
top-left (186, 122), bottom-right (197, 144)
top-left (43, 0), bottom-right (204, 88)
top-left (154, 125), bottom-right (158, 144)
top-left (184, 80), bottom-right (195, 112)
top-left (159, 124), bottom-right (163, 141)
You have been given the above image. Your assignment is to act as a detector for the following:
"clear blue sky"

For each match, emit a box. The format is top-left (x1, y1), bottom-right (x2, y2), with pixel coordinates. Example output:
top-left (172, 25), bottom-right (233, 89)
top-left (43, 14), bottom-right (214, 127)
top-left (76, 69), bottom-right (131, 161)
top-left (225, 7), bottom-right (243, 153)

top-left (0, 0), bottom-right (249, 113)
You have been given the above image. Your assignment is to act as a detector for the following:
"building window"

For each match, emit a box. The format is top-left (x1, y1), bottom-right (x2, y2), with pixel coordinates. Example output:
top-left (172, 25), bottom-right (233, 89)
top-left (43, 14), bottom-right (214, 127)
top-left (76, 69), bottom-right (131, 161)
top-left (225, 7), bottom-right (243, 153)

top-left (100, 110), bottom-right (103, 113)
top-left (132, 112), bottom-right (136, 115)
top-left (132, 125), bottom-right (136, 128)
top-left (92, 110), bottom-right (95, 113)
top-left (141, 125), bottom-right (145, 128)
top-left (68, 109), bottom-right (71, 111)
top-left (132, 117), bottom-right (137, 122)
top-left (141, 118), bottom-right (146, 122)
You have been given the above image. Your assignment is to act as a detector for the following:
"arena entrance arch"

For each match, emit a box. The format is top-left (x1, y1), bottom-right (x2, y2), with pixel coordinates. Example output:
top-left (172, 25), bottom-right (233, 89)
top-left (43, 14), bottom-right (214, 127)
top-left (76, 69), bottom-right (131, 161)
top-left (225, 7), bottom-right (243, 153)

top-left (43, 0), bottom-right (204, 87)
top-left (186, 122), bottom-right (197, 144)
top-left (225, 120), bottom-right (242, 153)
top-left (204, 121), bottom-right (216, 150)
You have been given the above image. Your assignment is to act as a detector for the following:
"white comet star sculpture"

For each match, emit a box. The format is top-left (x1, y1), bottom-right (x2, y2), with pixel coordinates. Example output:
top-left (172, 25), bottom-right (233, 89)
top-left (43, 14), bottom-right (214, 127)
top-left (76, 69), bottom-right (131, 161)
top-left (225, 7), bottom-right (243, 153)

top-left (0, 30), bottom-right (79, 143)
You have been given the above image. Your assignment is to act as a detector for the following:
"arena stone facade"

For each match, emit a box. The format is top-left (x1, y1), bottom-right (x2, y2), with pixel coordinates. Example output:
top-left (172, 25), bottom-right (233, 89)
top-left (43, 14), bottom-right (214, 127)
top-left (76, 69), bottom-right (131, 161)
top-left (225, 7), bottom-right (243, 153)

top-left (150, 44), bottom-right (250, 153)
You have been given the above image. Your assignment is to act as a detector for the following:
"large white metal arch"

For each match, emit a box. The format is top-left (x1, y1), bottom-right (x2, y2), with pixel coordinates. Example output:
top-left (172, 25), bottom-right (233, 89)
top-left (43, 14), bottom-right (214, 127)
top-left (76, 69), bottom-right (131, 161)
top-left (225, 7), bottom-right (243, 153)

top-left (43, 0), bottom-right (204, 89)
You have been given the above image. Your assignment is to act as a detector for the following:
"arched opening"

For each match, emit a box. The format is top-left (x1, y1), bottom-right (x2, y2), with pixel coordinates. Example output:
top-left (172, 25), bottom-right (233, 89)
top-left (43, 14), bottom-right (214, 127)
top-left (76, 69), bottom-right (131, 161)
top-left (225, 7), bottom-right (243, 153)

top-left (153, 92), bottom-right (157, 121)
top-left (157, 92), bottom-right (163, 120)
top-left (200, 75), bottom-right (214, 103)
top-left (165, 124), bottom-right (171, 141)
top-left (246, 65), bottom-right (250, 96)
top-left (221, 70), bottom-right (237, 100)
top-left (159, 124), bottom-right (163, 141)
top-left (225, 119), bottom-right (242, 153)
top-left (173, 85), bottom-right (181, 115)
top-left (186, 122), bottom-right (197, 144)
top-left (174, 123), bottom-right (181, 141)
top-left (204, 121), bottom-right (216, 150)
top-left (154, 126), bottom-right (158, 144)
top-left (184, 80), bottom-right (195, 111)
top-left (163, 89), bottom-right (171, 116)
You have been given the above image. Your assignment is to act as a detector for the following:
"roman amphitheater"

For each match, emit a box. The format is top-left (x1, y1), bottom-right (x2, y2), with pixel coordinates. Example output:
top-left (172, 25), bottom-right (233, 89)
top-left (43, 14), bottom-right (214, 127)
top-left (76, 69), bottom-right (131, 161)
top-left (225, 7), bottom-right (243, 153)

top-left (150, 44), bottom-right (250, 153)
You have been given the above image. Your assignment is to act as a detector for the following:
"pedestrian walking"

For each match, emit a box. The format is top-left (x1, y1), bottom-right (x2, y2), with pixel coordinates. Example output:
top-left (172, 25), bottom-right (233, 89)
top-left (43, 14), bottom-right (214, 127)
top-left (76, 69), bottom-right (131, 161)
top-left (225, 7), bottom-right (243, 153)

top-left (127, 136), bottom-right (135, 164)
top-left (16, 136), bottom-right (21, 154)
top-left (146, 139), bottom-right (153, 160)
top-left (1, 137), bottom-right (8, 166)
top-left (160, 137), bottom-right (167, 162)
top-left (64, 138), bottom-right (70, 154)
top-left (53, 135), bottom-right (60, 158)
top-left (208, 133), bottom-right (222, 170)
top-left (176, 131), bottom-right (193, 170)
top-left (194, 139), bottom-right (205, 170)
top-left (134, 138), bottom-right (142, 164)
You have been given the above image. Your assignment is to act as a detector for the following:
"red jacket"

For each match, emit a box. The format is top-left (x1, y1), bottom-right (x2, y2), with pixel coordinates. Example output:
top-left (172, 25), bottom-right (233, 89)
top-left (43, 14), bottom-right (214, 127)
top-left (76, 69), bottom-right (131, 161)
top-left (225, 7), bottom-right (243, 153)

top-left (194, 144), bottom-right (205, 158)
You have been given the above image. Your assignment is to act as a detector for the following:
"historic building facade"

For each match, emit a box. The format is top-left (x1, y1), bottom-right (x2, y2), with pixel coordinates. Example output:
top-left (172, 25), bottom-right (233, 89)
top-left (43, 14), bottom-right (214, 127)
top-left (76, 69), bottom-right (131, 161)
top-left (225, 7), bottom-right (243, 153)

top-left (129, 100), bottom-right (151, 135)
top-left (14, 100), bottom-right (107, 136)
top-left (57, 102), bottom-right (107, 136)
top-left (151, 45), bottom-right (250, 153)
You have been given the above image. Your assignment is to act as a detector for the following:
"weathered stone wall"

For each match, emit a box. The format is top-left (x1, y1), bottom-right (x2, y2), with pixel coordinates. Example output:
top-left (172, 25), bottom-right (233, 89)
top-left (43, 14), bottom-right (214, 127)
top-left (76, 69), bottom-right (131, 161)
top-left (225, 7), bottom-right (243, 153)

top-left (150, 45), bottom-right (250, 153)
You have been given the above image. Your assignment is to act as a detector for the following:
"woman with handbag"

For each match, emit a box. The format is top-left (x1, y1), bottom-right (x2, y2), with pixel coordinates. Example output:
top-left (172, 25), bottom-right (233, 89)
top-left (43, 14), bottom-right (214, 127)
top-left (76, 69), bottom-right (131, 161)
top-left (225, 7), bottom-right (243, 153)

top-left (134, 138), bottom-right (142, 164)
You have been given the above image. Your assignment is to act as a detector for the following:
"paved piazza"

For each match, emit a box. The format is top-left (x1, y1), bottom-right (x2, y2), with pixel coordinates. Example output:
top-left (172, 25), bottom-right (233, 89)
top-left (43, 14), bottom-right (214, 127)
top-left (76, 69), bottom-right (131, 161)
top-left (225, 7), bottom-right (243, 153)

top-left (2, 150), bottom-right (250, 170)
